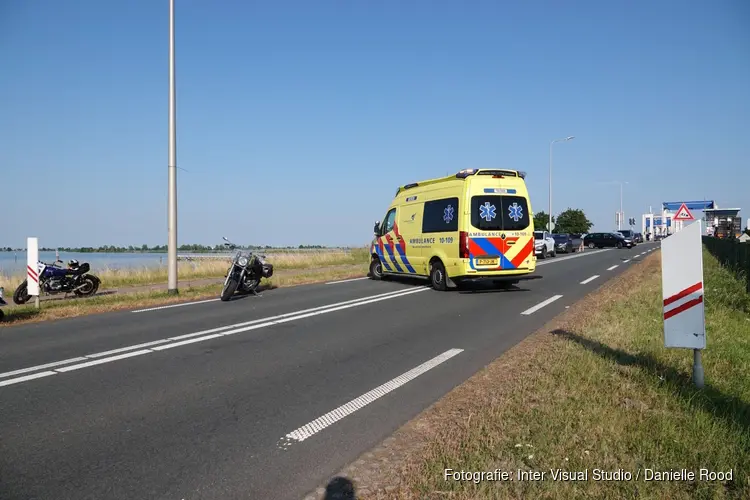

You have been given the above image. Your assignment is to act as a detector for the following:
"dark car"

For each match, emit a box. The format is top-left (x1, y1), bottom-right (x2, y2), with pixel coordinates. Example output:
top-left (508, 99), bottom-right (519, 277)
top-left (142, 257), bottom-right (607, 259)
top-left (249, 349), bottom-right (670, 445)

top-left (551, 233), bottom-right (580, 253)
top-left (633, 232), bottom-right (644, 243)
top-left (617, 229), bottom-right (637, 245)
top-left (583, 232), bottom-right (633, 249)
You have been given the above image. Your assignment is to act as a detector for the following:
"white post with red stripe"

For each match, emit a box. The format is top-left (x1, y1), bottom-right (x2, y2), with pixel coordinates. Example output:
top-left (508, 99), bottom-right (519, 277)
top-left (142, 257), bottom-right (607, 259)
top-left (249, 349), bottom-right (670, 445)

top-left (26, 237), bottom-right (40, 308)
top-left (660, 219), bottom-right (706, 387)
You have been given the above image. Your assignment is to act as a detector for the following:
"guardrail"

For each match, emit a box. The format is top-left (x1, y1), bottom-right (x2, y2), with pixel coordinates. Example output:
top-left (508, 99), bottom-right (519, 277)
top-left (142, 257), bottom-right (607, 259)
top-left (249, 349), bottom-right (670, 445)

top-left (702, 236), bottom-right (750, 293)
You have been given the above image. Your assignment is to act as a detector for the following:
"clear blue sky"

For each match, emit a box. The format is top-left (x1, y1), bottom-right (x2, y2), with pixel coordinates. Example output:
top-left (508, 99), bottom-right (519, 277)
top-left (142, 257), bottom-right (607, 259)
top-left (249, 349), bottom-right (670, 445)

top-left (2, 0), bottom-right (748, 248)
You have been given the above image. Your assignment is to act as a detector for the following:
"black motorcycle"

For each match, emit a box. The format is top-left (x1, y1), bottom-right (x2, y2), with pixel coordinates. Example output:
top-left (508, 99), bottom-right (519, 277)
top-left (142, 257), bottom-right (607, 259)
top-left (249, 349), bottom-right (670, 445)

top-left (13, 259), bottom-right (101, 305)
top-left (219, 237), bottom-right (274, 302)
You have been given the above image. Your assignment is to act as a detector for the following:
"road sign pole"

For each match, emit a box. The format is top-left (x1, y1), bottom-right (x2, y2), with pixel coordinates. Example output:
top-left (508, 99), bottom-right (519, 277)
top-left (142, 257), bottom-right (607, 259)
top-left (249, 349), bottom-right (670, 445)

top-left (661, 219), bottom-right (706, 389)
top-left (693, 348), bottom-right (704, 388)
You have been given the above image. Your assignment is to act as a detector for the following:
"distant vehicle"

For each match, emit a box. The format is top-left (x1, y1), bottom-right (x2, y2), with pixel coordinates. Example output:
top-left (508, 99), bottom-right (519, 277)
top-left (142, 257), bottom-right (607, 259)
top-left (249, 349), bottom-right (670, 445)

top-left (369, 168), bottom-right (540, 291)
top-left (633, 232), bottom-right (644, 243)
top-left (583, 232), bottom-right (633, 249)
top-left (617, 229), bottom-right (637, 244)
top-left (534, 230), bottom-right (556, 258)
top-left (551, 233), bottom-right (581, 253)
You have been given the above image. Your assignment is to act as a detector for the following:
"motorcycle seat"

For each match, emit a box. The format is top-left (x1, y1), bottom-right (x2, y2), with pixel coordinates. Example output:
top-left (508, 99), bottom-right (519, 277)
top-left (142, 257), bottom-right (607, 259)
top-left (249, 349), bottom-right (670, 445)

top-left (66, 262), bottom-right (90, 275)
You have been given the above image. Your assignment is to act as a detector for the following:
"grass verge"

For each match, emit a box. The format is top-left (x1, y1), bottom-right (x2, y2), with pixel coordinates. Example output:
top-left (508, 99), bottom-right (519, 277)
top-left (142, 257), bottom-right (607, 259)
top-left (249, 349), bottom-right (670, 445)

top-left (0, 263), bottom-right (368, 327)
top-left (335, 249), bottom-right (749, 500)
top-left (0, 248), bottom-right (370, 289)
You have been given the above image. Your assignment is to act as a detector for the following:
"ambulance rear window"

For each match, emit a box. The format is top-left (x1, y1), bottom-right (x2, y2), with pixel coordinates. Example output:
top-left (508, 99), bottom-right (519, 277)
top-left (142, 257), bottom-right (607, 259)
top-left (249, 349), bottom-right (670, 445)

top-left (470, 195), bottom-right (530, 231)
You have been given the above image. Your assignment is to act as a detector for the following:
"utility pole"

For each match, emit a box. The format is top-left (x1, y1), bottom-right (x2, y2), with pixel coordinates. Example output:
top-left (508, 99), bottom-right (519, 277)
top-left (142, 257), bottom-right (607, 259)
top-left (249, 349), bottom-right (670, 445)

top-left (167, 0), bottom-right (178, 295)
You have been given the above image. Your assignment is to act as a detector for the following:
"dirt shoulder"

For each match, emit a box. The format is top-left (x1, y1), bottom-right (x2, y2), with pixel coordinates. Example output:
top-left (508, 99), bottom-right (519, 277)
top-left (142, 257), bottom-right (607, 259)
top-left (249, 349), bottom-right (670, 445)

top-left (306, 250), bottom-right (749, 500)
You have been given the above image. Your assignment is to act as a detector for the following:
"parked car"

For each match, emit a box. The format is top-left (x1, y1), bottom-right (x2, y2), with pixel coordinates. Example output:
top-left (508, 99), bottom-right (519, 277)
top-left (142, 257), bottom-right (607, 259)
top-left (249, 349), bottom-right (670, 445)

top-left (633, 232), bottom-right (644, 243)
top-left (583, 232), bottom-right (634, 249)
top-left (617, 229), bottom-right (637, 245)
top-left (534, 230), bottom-right (556, 258)
top-left (551, 233), bottom-right (582, 253)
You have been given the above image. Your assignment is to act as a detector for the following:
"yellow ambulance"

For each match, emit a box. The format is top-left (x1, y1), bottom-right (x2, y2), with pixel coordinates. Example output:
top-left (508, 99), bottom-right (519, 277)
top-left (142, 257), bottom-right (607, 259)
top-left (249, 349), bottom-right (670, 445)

top-left (369, 168), bottom-right (540, 291)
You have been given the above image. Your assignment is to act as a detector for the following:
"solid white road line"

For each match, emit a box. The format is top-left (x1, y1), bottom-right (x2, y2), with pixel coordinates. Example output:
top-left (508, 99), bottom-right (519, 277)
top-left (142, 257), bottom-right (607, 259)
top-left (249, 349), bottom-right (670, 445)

top-left (0, 357), bottom-right (87, 380)
top-left (0, 371), bottom-right (57, 387)
top-left (278, 348), bottom-right (464, 448)
top-left (0, 287), bottom-right (430, 388)
top-left (325, 277), bottom-right (369, 285)
top-left (580, 275), bottom-right (600, 285)
top-left (607, 265), bottom-right (619, 271)
top-left (520, 295), bottom-right (563, 316)
top-left (132, 298), bottom-right (220, 313)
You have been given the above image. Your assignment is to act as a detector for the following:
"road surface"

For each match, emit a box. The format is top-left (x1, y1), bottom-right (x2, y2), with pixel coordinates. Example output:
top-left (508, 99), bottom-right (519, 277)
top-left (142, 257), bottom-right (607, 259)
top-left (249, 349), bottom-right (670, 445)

top-left (0, 244), bottom-right (659, 500)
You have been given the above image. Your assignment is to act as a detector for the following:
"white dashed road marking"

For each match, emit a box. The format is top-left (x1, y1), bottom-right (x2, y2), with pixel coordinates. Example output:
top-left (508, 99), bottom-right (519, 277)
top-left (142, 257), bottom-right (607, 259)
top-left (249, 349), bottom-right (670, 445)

top-left (278, 348), bottom-right (464, 448)
top-left (580, 275), bottom-right (600, 285)
top-left (520, 295), bottom-right (563, 315)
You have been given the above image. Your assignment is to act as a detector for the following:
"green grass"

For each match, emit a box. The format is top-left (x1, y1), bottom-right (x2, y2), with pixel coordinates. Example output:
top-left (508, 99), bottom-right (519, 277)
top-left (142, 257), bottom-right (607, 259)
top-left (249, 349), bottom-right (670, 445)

top-left (369, 249), bottom-right (749, 500)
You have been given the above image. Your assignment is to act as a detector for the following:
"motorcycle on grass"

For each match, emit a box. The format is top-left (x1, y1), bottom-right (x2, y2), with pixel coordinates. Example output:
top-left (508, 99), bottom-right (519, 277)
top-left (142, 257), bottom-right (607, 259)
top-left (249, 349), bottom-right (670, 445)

top-left (12, 259), bottom-right (101, 305)
top-left (219, 237), bottom-right (274, 301)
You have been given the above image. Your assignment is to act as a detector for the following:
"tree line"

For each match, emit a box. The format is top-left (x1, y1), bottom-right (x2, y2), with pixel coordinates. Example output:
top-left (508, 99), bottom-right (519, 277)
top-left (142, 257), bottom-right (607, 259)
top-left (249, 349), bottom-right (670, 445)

top-left (532, 208), bottom-right (594, 234)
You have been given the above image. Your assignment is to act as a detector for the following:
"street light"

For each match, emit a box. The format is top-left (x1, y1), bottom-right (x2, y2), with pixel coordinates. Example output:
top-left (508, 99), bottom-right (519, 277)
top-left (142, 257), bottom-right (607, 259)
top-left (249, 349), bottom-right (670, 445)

top-left (167, 0), bottom-right (178, 295)
top-left (549, 136), bottom-right (575, 232)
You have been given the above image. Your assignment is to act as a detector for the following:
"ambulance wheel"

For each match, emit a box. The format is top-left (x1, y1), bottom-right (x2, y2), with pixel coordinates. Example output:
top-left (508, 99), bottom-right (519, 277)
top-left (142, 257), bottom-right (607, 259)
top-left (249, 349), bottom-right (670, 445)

top-left (369, 258), bottom-right (384, 280)
top-left (429, 260), bottom-right (448, 291)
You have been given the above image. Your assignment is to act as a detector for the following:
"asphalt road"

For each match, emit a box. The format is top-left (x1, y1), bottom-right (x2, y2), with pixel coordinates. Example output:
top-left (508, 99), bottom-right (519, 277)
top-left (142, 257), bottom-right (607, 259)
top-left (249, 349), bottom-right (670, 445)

top-left (0, 243), bottom-right (659, 500)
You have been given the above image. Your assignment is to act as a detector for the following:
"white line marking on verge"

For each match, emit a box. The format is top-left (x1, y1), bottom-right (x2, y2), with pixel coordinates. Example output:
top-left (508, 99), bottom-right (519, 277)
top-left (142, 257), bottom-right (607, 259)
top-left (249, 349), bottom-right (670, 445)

top-left (278, 348), bottom-right (464, 448)
top-left (580, 275), bottom-right (600, 285)
top-left (520, 295), bottom-right (563, 316)
top-left (0, 287), bottom-right (430, 388)
top-left (607, 265), bottom-right (619, 271)
top-left (132, 298), bottom-right (219, 313)
top-left (325, 277), bottom-right (368, 285)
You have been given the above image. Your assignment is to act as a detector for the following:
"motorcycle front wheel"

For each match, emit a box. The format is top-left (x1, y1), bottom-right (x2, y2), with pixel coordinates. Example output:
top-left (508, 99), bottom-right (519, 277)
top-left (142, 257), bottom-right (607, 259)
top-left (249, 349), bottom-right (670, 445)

top-left (13, 280), bottom-right (31, 305)
top-left (220, 277), bottom-right (239, 301)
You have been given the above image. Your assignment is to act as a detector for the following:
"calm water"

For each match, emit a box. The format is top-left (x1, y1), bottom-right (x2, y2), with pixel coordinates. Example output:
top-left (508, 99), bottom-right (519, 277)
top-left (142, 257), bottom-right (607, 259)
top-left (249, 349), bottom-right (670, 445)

top-left (0, 251), bottom-right (173, 276)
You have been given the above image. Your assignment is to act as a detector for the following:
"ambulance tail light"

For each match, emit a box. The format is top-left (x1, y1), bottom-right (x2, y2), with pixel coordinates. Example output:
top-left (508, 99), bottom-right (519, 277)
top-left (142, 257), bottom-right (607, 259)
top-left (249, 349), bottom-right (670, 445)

top-left (459, 231), bottom-right (470, 259)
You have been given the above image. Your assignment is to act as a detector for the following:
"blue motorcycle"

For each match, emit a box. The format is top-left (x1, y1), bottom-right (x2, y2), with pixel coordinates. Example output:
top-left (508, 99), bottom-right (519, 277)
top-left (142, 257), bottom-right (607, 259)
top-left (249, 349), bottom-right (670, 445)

top-left (12, 259), bottom-right (101, 305)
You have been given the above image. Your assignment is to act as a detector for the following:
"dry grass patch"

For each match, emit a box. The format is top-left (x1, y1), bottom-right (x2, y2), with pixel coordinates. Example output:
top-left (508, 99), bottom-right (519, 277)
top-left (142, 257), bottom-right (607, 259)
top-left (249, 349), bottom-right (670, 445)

top-left (0, 248), bottom-right (370, 289)
top-left (336, 249), bottom-right (749, 500)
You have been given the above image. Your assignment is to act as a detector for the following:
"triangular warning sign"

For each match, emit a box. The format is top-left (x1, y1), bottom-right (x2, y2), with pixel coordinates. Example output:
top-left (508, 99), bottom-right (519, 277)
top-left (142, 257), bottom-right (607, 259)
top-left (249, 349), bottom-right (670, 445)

top-left (673, 203), bottom-right (695, 221)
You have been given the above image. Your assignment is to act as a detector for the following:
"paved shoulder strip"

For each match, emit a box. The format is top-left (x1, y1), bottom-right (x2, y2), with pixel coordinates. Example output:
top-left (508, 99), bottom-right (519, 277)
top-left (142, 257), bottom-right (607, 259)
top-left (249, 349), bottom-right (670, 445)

top-left (277, 348), bottom-right (464, 449)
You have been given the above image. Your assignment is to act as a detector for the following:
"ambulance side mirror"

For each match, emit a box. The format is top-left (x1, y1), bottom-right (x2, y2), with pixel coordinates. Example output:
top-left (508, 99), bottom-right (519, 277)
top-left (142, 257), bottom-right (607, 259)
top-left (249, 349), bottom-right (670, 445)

top-left (373, 221), bottom-right (381, 236)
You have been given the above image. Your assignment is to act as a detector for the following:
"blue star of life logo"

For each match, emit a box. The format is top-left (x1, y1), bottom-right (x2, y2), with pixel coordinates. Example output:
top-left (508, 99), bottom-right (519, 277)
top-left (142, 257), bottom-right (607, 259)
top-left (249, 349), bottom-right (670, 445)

top-left (443, 204), bottom-right (455, 224)
top-left (508, 202), bottom-right (523, 222)
top-left (479, 202), bottom-right (496, 222)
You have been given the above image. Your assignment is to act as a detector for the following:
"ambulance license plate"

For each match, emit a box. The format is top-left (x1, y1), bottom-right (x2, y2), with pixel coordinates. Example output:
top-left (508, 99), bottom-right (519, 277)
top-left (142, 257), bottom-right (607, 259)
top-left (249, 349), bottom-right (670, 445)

top-left (476, 258), bottom-right (497, 266)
